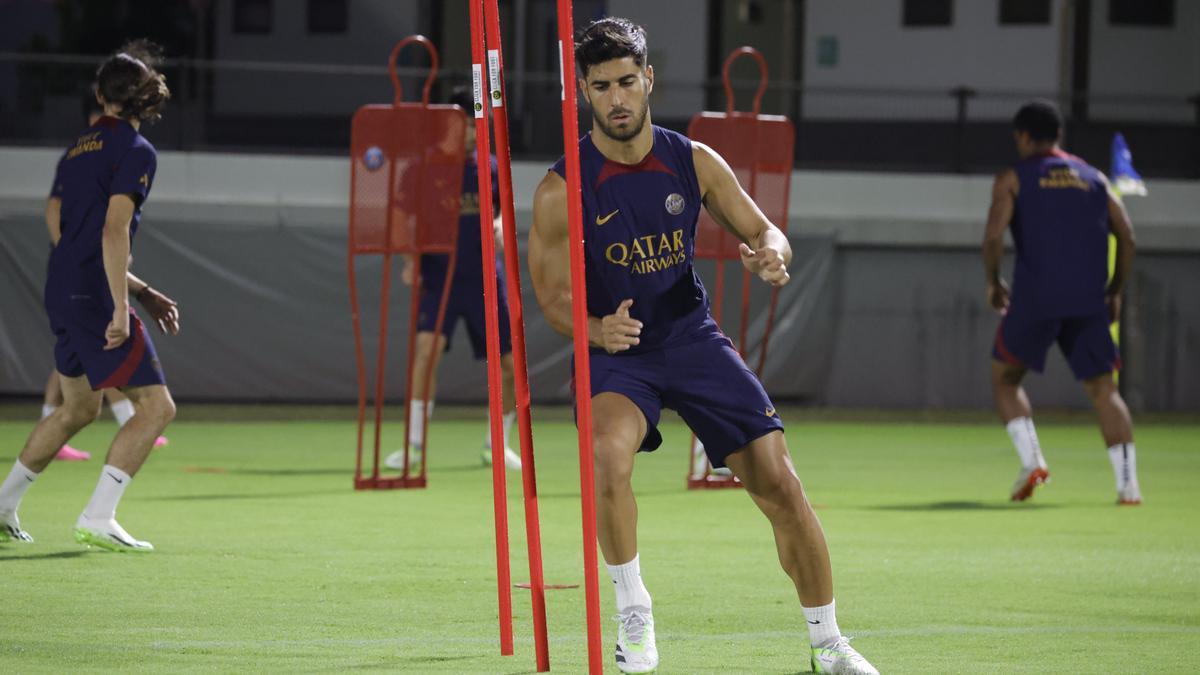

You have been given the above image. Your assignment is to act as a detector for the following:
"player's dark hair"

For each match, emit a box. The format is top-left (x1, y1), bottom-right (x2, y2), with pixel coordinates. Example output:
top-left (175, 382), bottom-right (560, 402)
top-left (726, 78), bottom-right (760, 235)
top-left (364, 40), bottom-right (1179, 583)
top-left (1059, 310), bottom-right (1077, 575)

top-left (1013, 100), bottom-right (1062, 143)
top-left (575, 17), bottom-right (647, 77)
top-left (95, 39), bottom-right (170, 124)
top-left (447, 85), bottom-right (474, 112)
top-left (81, 86), bottom-right (104, 122)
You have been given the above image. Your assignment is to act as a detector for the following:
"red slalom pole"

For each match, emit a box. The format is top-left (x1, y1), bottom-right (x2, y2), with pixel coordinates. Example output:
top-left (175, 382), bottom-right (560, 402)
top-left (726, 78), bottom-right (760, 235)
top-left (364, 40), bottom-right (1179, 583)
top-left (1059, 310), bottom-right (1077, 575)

top-left (468, 0), bottom-right (514, 656)
top-left (555, 2), bottom-right (605, 673)
top-left (482, 0), bottom-right (551, 670)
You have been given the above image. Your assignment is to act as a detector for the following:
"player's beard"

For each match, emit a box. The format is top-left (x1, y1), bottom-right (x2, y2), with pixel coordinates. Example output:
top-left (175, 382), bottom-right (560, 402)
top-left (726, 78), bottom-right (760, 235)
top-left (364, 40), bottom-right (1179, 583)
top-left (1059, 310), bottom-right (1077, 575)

top-left (594, 95), bottom-right (649, 143)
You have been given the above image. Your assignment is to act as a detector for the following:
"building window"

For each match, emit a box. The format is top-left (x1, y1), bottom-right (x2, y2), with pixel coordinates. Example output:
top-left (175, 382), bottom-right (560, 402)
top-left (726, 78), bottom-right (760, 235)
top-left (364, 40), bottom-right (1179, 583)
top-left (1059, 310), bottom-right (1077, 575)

top-left (903, 0), bottom-right (953, 27)
top-left (308, 0), bottom-right (349, 34)
top-left (233, 0), bottom-right (272, 35)
top-left (999, 0), bottom-right (1051, 25)
top-left (1109, 0), bottom-right (1174, 27)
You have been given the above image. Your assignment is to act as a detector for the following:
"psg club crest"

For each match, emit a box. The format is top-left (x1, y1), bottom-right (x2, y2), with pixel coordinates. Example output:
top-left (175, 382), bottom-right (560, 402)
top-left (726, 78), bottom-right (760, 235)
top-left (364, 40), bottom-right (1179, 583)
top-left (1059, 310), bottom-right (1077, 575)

top-left (363, 146), bottom-right (385, 171)
top-left (665, 193), bottom-right (685, 215)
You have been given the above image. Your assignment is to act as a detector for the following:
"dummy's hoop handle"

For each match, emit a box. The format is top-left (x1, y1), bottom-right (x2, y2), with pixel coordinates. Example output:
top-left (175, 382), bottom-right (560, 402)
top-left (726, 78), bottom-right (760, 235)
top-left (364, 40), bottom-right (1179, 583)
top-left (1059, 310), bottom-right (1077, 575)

top-left (389, 35), bottom-right (439, 105)
top-left (721, 46), bottom-right (768, 115)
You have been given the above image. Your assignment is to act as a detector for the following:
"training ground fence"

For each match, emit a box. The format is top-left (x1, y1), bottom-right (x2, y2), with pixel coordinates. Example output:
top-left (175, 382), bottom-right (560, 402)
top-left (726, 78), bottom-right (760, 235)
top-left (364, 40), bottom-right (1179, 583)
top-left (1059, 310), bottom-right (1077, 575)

top-left (1, 51), bottom-right (1198, 177)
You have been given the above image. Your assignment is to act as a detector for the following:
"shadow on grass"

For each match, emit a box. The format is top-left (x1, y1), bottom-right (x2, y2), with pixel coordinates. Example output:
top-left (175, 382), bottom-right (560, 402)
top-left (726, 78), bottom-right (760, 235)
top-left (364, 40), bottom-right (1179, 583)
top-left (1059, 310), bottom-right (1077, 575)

top-left (319, 655), bottom-right (518, 672)
top-left (139, 489), bottom-right (347, 502)
top-left (223, 468), bottom-right (347, 477)
top-left (0, 549), bottom-right (89, 561)
top-left (868, 500), bottom-right (1061, 511)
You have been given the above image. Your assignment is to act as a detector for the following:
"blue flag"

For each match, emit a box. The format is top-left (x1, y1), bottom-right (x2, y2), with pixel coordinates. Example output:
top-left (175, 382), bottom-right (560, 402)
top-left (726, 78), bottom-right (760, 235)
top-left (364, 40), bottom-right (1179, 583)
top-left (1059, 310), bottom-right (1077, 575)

top-left (1110, 132), bottom-right (1147, 197)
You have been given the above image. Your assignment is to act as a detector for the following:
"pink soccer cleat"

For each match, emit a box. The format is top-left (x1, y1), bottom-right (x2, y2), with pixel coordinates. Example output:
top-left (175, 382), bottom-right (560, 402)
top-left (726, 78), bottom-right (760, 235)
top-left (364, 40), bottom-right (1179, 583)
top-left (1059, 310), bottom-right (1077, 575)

top-left (55, 445), bottom-right (91, 461)
top-left (153, 436), bottom-right (169, 448)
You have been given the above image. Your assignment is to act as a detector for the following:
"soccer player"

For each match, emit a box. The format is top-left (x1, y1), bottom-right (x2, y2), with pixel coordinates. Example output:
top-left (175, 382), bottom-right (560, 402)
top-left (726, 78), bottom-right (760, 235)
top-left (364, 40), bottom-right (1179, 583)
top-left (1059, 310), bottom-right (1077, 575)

top-left (983, 100), bottom-right (1142, 505)
top-left (529, 18), bottom-right (878, 675)
top-left (384, 87), bottom-right (522, 473)
top-left (0, 41), bottom-right (177, 551)
top-left (42, 92), bottom-right (175, 462)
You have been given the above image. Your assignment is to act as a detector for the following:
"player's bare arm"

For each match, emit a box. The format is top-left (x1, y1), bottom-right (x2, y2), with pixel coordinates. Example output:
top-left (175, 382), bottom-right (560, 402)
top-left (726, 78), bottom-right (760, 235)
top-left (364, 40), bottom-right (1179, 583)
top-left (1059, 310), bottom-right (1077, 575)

top-left (982, 168), bottom-right (1019, 312)
top-left (529, 171), bottom-right (641, 354)
top-left (128, 272), bottom-right (181, 335)
top-left (45, 197), bottom-right (62, 245)
top-left (101, 194), bottom-right (137, 350)
top-left (47, 197), bottom-right (176, 334)
top-left (1101, 174), bottom-right (1136, 322)
top-left (692, 141), bottom-right (791, 287)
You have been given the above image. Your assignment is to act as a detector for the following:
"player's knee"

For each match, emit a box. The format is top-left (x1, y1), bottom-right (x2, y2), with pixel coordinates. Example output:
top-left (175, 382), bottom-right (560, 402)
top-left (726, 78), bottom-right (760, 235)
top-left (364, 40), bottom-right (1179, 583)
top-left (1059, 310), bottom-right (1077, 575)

top-left (1082, 374), bottom-right (1116, 401)
top-left (59, 400), bottom-right (98, 431)
top-left (137, 391), bottom-right (176, 427)
top-left (991, 364), bottom-right (1025, 387)
top-left (592, 433), bottom-right (635, 493)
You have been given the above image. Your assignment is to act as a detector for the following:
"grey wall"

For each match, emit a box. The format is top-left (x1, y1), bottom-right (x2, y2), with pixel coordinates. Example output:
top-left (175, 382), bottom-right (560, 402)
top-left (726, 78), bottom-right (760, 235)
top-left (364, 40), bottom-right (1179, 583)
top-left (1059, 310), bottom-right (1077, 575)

top-left (1088, 0), bottom-right (1200, 123)
top-left (3, 147), bottom-right (1197, 410)
top-left (3, 214), bottom-right (1196, 410)
top-left (212, 0), bottom-right (420, 116)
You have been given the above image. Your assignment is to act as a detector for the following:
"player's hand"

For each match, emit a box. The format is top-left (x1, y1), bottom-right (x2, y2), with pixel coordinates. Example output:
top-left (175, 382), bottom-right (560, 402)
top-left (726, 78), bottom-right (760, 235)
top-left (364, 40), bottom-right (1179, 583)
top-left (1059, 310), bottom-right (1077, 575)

top-left (598, 299), bottom-right (642, 354)
top-left (137, 287), bottom-right (180, 335)
top-left (401, 261), bottom-right (416, 286)
top-left (104, 308), bottom-right (130, 350)
top-left (987, 279), bottom-right (1011, 313)
top-left (739, 243), bottom-right (789, 287)
top-left (1105, 292), bottom-right (1122, 324)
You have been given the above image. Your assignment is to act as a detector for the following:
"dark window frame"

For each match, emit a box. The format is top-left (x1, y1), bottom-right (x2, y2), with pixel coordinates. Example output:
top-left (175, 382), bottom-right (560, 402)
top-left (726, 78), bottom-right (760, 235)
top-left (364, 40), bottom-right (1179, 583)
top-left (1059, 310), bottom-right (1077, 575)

top-left (999, 0), bottom-right (1052, 26)
top-left (903, 0), bottom-right (954, 28)
top-left (232, 0), bottom-right (273, 35)
top-left (1109, 0), bottom-right (1175, 27)
top-left (307, 0), bottom-right (349, 35)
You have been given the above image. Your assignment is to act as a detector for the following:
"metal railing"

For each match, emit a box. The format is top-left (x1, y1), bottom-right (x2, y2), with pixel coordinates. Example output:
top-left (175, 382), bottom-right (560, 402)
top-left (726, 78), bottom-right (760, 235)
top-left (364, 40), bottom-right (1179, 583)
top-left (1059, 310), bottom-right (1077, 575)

top-left (2, 52), bottom-right (1196, 176)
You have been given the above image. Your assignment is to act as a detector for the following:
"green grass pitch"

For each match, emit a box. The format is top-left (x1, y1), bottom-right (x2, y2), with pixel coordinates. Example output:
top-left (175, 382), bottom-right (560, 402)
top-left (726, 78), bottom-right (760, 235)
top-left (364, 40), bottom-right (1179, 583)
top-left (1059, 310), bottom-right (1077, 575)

top-left (1, 411), bottom-right (1197, 673)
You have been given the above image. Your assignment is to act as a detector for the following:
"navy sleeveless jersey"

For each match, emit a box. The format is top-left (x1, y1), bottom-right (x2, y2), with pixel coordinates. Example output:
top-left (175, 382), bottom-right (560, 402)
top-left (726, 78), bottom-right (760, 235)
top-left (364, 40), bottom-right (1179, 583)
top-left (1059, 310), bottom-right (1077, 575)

top-left (1010, 149), bottom-right (1109, 317)
top-left (420, 154), bottom-right (501, 290)
top-left (48, 116), bottom-right (157, 298)
top-left (552, 126), bottom-right (716, 353)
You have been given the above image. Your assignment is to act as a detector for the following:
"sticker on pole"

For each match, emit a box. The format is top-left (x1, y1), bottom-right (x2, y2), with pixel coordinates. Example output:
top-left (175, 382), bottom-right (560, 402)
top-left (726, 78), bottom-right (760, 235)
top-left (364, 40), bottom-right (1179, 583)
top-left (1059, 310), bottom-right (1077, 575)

top-left (558, 40), bottom-right (565, 101)
top-left (487, 49), bottom-right (503, 108)
top-left (471, 63), bottom-right (485, 118)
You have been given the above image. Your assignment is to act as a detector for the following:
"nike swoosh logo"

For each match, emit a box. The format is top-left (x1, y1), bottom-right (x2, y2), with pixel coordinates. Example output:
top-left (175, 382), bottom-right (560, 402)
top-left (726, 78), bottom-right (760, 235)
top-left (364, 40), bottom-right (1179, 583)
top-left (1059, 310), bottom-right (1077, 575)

top-left (595, 209), bottom-right (619, 225)
top-left (808, 620), bottom-right (820, 624)
top-left (24, 475), bottom-right (34, 482)
top-left (106, 472), bottom-right (124, 484)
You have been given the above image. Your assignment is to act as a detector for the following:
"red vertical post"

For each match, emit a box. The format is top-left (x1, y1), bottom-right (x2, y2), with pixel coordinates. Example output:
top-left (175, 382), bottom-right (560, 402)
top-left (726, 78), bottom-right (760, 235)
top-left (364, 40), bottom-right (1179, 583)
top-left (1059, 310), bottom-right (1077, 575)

top-left (468, 0), bottom-right (513, 656)
top-left (482, 0), bottom-right (551, 670)
top-left (555, 3), bottom-right (605, 673)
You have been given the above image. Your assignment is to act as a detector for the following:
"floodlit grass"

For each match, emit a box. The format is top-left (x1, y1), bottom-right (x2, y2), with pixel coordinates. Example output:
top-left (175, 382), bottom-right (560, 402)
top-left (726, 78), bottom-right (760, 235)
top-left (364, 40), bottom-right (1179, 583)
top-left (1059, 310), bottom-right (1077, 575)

top-left (2, 411), bottom-right (1197, 673)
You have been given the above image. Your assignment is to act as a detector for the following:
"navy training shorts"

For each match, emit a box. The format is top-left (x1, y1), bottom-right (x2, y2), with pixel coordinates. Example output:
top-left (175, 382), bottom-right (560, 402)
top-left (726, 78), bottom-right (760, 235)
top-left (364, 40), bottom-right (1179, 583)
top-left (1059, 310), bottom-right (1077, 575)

top-left (586, 331), bottom-right (784, 468)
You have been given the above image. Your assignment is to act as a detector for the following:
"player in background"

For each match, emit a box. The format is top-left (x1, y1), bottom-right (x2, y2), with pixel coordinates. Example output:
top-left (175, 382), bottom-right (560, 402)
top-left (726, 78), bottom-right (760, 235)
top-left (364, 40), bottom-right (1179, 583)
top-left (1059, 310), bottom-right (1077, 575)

top-left (43, 91), bottom-right (175, 462)
top-left (0, 41), bottom-right (178, 551)
top-left (983, 100), bottom-right (1142, 505)
top-left (529, 18), bottom-right (878, 675)
top-left (384, 87), bottom-right (522, 472)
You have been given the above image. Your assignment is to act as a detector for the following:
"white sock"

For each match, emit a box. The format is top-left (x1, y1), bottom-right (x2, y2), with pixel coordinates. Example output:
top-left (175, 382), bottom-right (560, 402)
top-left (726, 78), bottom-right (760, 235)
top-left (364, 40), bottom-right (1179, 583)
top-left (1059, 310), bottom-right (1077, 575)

top-left (110, 399), bottom-right (135, 427)
top-left (486, 410), bottom-right (518, 449)
top-left (606, 554), bottom-right (652, 612)
top-left (41, 404), bottom-right (56, 420)
top-left (1107, 442), bottom-right (1138, 491)
top-left (1006, 417), bottom-right (1046, 469)
top-left (0, 461), bottom-right (38, 514)
top-left (802, 599), bottom-right (842, 648)
top-left (82, 465), bottom-right (132, 521)
top-left (407, 400), bottom-right (430, 447)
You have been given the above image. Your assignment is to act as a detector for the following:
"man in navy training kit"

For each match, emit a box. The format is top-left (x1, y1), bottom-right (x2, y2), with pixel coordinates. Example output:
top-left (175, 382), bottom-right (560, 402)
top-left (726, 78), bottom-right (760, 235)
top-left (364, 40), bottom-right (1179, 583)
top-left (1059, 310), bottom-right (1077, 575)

top-left (0, 41), bottom-right (178, 551)
top-left (529, 17), bottom-right (878, 675)
top-left (983, 100), bottom-right (1142, 505)
top-left (42, 90), bottom-right (177, 463)
top-left (387, 87), bottom-right (522, 473)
